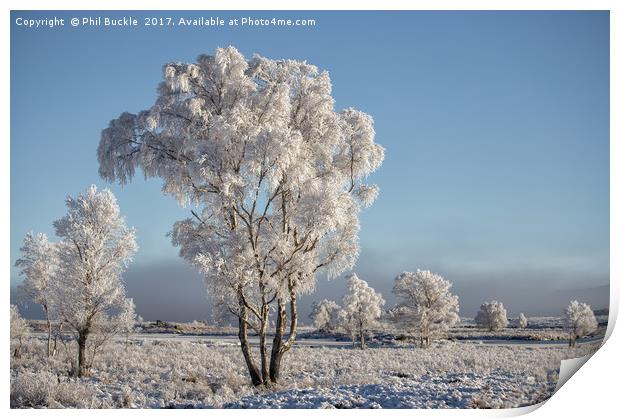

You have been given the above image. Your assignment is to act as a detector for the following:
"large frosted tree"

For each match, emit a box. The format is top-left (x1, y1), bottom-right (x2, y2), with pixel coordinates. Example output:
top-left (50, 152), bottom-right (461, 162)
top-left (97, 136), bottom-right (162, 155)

top-left (475, 301), bottom-right (508, 332)
top-left (98, 46), bottom-right (384, 386)
top-left (339, 273), bottom-right (385, 349)
top-left (564, 300), bottom-right (598, 347)
top-left (15, 232), bottom-right (58, 357)
top-left (52, 185), bottom-right (137, 377)
top-left (391, 269), bottom-right (459, 348)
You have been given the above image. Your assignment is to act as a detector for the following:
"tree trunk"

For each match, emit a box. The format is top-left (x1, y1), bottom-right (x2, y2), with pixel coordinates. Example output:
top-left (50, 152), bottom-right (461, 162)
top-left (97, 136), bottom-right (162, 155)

top-left (52, 322), bottom-right (63, 357)
top-left (46, 315), bottom-right (52, 358)
top-left (52, 335), bottom-right (58, 357)
top-left (238, 310), bottom-right (262, 387)
top-left (13, 338), bottom-right (22, 358)
top-left (269, 293), bottom-right (298, 385)
top-left (420, 333), bottom-right (429, 348)
top-left (269, 300), bottom-right (286, 384)
top-left (285, 292), bottom-right (298, 348)
top-left (77, 330), bottom-right (89, 377)
top-left (259, 311), bottom-right (270, 385)
top-left (360, 327), bottom-right (366, 349)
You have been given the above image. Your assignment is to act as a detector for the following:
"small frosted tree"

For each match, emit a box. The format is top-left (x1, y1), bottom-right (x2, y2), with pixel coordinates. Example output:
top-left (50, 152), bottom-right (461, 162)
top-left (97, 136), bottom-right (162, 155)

top-left (475, 301), bottom-right (508, 332)
top-left (391, 269), bottom-right (459, 348)
top-left (52, 185), bottom-right (137, 377)
top-left (339, 273), bottom-right (385, 349)
top-left (15, 232), bottom-right (58, 357)
top-left (10, 305), bottom-right (30, 358)
top-left (564, 300), bottom-right (598, 347)
top-left (518, 313), bottom-right (528, 329)
top-left (98, 46), bottom-right (384, 386)
top-left (309, 299), bottom-right (341, 332)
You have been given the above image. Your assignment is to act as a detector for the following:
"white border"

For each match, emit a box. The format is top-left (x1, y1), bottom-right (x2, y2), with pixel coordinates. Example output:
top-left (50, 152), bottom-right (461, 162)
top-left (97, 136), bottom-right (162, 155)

top-left (3, 1), bottom-right (617, 418)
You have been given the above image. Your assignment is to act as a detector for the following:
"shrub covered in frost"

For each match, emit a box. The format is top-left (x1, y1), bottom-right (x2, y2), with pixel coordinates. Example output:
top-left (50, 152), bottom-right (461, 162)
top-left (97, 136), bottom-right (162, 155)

top-left (10, 370), bottom-right (102, 408)
top-left (390, 269), bottom-right (460, 347)
top-left (309, 300), bottom-right (341, 332)
top-left (564, 300), bottom-right (598, 347)
top-left (10, 305), bottom-right (30, 358)
top-left (475, 301), bottom-right (508, 332)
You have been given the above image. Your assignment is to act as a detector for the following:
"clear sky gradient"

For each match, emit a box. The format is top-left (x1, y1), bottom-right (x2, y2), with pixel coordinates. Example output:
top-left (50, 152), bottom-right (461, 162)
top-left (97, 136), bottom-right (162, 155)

top-left (11, 11), bottom-right (609, 321)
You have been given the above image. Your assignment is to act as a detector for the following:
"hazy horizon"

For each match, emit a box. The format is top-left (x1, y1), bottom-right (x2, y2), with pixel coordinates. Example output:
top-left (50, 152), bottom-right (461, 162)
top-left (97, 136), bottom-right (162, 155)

top-left (12, 256), bottom-right (609, 323)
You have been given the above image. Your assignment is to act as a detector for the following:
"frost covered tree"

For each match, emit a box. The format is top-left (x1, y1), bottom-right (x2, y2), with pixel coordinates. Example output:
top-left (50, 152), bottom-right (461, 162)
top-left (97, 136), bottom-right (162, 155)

top-left (10, 305), bottom-right (30, 358)
top-left (15, 232), bottom-right (58, 357)
top-left (339, 274), bottom-right (385, 349)
top-left (564, 300), bottom-right (598, 347)
top-left (98, 47), bottom-right (384, 386)
top-left (309, 299), bottom-right (340, 332)
top-left (391, 269), bottom-right (459, 348)
top-left (518, 313), bottom-right (528, 329)
top-left (475, 301), bottom-right (508, 332)
top-left (52, 185), bottom-right (137, 377)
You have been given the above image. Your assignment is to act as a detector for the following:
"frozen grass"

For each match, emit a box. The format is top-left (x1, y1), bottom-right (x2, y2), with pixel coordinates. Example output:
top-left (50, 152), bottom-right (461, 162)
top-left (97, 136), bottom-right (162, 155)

top-left (239, 340), bottom-right (599, 408)
top-left (10, 335), bottom-right (600, 409)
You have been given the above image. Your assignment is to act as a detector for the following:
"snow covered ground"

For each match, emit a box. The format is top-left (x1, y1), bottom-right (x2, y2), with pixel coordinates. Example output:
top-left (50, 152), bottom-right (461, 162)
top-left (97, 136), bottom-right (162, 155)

top-left (10, 331), bottom-right (601, 409)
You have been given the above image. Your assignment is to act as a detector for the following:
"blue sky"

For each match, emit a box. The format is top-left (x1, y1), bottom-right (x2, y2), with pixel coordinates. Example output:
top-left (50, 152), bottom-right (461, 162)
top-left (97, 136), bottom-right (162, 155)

top-left (11, 11), bottom-right (609, 320)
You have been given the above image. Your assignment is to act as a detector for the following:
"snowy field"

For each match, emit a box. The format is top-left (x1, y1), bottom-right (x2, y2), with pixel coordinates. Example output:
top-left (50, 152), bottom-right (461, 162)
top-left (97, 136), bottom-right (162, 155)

top-left (10, 328), bottom-right (602, 409)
